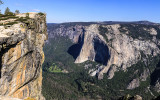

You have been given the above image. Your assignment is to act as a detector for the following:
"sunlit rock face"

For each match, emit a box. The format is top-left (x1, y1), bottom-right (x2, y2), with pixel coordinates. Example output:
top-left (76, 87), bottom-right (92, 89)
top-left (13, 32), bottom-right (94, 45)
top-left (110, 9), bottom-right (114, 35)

top-left (0, 12), bottom-right (47, 100)
top-left (61, 24), bottom-right (160, 80)
top-left (73, 25), bottom-right (110, 65)
top-left (47, 22), bottom-right (160, 91)
top-left (98, 24), bottom-right (160, 79)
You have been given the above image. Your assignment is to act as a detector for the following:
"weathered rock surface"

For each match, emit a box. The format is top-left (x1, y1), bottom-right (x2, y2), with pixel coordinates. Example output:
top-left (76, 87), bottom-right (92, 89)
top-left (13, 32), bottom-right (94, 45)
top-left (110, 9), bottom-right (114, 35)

top-left (47, 24), bottom-right (84, 43)
top-left (127, 78), bottom-right (140, 89)
top-left (74, 24), bottom-right (110, 65)
top-left (140, 68), bottom-right (150, 81)
top-left (99, 24), bottom-right (160, 79)
top-left (0, 12), bottom-right (47, 100)
top-left (0, 96), bottom-right (22, 100)
top-left (154, 80), bottom-right (160, 93)
top-left (133, 95), bottom-right (143, 100)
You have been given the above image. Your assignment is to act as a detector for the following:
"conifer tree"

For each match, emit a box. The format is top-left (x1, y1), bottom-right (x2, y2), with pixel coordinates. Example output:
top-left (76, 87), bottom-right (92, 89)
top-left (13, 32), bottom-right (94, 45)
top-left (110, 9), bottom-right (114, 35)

top-left (0, 0), bottom-right (3, 14)
top-left (4, 7), bottom-right (10, 15)
top-left (15, 10), bottom-right (20, 14)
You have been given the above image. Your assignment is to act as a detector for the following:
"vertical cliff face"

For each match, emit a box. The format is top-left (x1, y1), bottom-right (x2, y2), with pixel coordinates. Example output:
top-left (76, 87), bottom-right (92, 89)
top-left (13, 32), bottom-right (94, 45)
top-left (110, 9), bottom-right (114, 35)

top-left (64, 24), bottom-right (160, 80)
top-left (74, 25), bottom-right (110, 65)
top-left (47, 23), bottom-right (160, 93)
top-left (0, 12), bottom-right (47, 100)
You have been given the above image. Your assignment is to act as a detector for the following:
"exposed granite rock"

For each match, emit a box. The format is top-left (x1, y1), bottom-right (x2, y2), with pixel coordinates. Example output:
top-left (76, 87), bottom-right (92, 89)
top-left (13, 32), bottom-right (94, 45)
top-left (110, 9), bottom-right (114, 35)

top-left (127, 78), bottom-right (140, 89)
top-left (74, 24), bottom-right (110, 65)
top-left (72, 24), bottom-right (160, 80)
top-left (0, 96), bottom-right (22, 100)
top-left (47, 23), bottom-right (160, 89)
top-left (119, 94), bottom-right (142, 100)
top-left (101, 25), bottom-right (159, 79)
top-left (47, 24), bottom-right (84, 43)
top-left (89, 65), bottom-right (104, 77)
top-left (133, 95), bottom-right (143, 100)
top-left (107, 65), bottom-right (117, 79)
top-left (0, 12), bottom-right (47, 100)
top-left (154, 80), bottom-right (160, 93)
top-left (143, 27), bottom-right (157, 35)
top-left (140, 69), bottom-right (150, 81)
top-left (126, 69), bottom-right (150, 90)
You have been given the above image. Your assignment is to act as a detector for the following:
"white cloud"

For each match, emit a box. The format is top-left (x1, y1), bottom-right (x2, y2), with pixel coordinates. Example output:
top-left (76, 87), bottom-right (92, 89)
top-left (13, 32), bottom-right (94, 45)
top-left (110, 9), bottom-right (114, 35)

top-left (32, 9), bottom-right (40, 12)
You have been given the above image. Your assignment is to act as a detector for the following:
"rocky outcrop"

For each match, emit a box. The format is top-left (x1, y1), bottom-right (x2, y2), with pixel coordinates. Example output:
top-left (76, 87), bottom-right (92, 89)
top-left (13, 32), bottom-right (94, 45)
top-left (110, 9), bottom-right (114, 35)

top-left (47, 24), bottom-right (84, 43)
top-left (127, 78), bottom-right (140, 89)
top-left (74, 24), bottom-right (110, 65)
top-left (0, 96), bottom-right (22, 100)
top-left (98, 24), bottom-right (160, 79)
top-left (140, 68), bottom-right (150, 81)
top-left (0, 12), bottom-right (47, 100)
top-left (154, 80), bottom-right (160, 92)
top-left (47, 22), bottom-right (160, 90)
top-left (133, 95), bottom-right (143, 100)
top-left (119, 94), bottom-right (142, 100)
top-left (127, 69), bottom-right (150, 90)
top-left (65, 24), bottom-right (160, 80)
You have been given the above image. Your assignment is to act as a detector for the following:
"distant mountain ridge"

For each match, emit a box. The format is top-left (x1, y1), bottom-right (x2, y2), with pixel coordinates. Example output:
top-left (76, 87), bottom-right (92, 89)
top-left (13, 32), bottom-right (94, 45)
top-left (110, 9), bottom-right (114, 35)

top-left (48, 20), bottom-right (160, 25)
top-left (101, 20), bottom-right (160, 25)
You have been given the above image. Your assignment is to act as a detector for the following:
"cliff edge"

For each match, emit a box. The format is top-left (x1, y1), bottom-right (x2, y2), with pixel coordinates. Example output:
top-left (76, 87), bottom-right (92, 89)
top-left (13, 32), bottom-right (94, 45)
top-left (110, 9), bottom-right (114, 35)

top-left (0, 12), bottom-right (47, 100)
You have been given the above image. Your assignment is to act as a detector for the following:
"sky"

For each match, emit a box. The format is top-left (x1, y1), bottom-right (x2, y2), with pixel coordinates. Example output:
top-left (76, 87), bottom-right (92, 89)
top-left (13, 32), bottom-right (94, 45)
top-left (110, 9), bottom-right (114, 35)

top-left (0, 0), bottom-right (160, 23)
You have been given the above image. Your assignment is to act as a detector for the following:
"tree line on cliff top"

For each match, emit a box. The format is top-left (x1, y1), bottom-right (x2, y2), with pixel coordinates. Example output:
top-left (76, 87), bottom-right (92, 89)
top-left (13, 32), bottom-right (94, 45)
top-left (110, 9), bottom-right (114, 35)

top-left (0, 1), bottom-right (20, 15)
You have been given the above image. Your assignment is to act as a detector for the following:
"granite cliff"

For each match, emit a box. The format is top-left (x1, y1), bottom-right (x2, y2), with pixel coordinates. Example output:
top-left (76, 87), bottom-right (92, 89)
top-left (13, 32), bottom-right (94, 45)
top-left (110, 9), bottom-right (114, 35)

top-left (47, 22), bottom-right (160, 95)
top-left (0, 12), bottom-right (47, 100)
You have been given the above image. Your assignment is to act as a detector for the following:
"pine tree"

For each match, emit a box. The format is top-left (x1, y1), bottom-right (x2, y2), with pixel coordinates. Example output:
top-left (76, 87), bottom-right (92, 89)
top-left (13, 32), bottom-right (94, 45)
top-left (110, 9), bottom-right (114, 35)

top-left (4, 7), bottom-right (10, 15)
top-left (0, 0), bottom-right (3, 14)
top-left (15, 10), bottom-right (20, 14)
